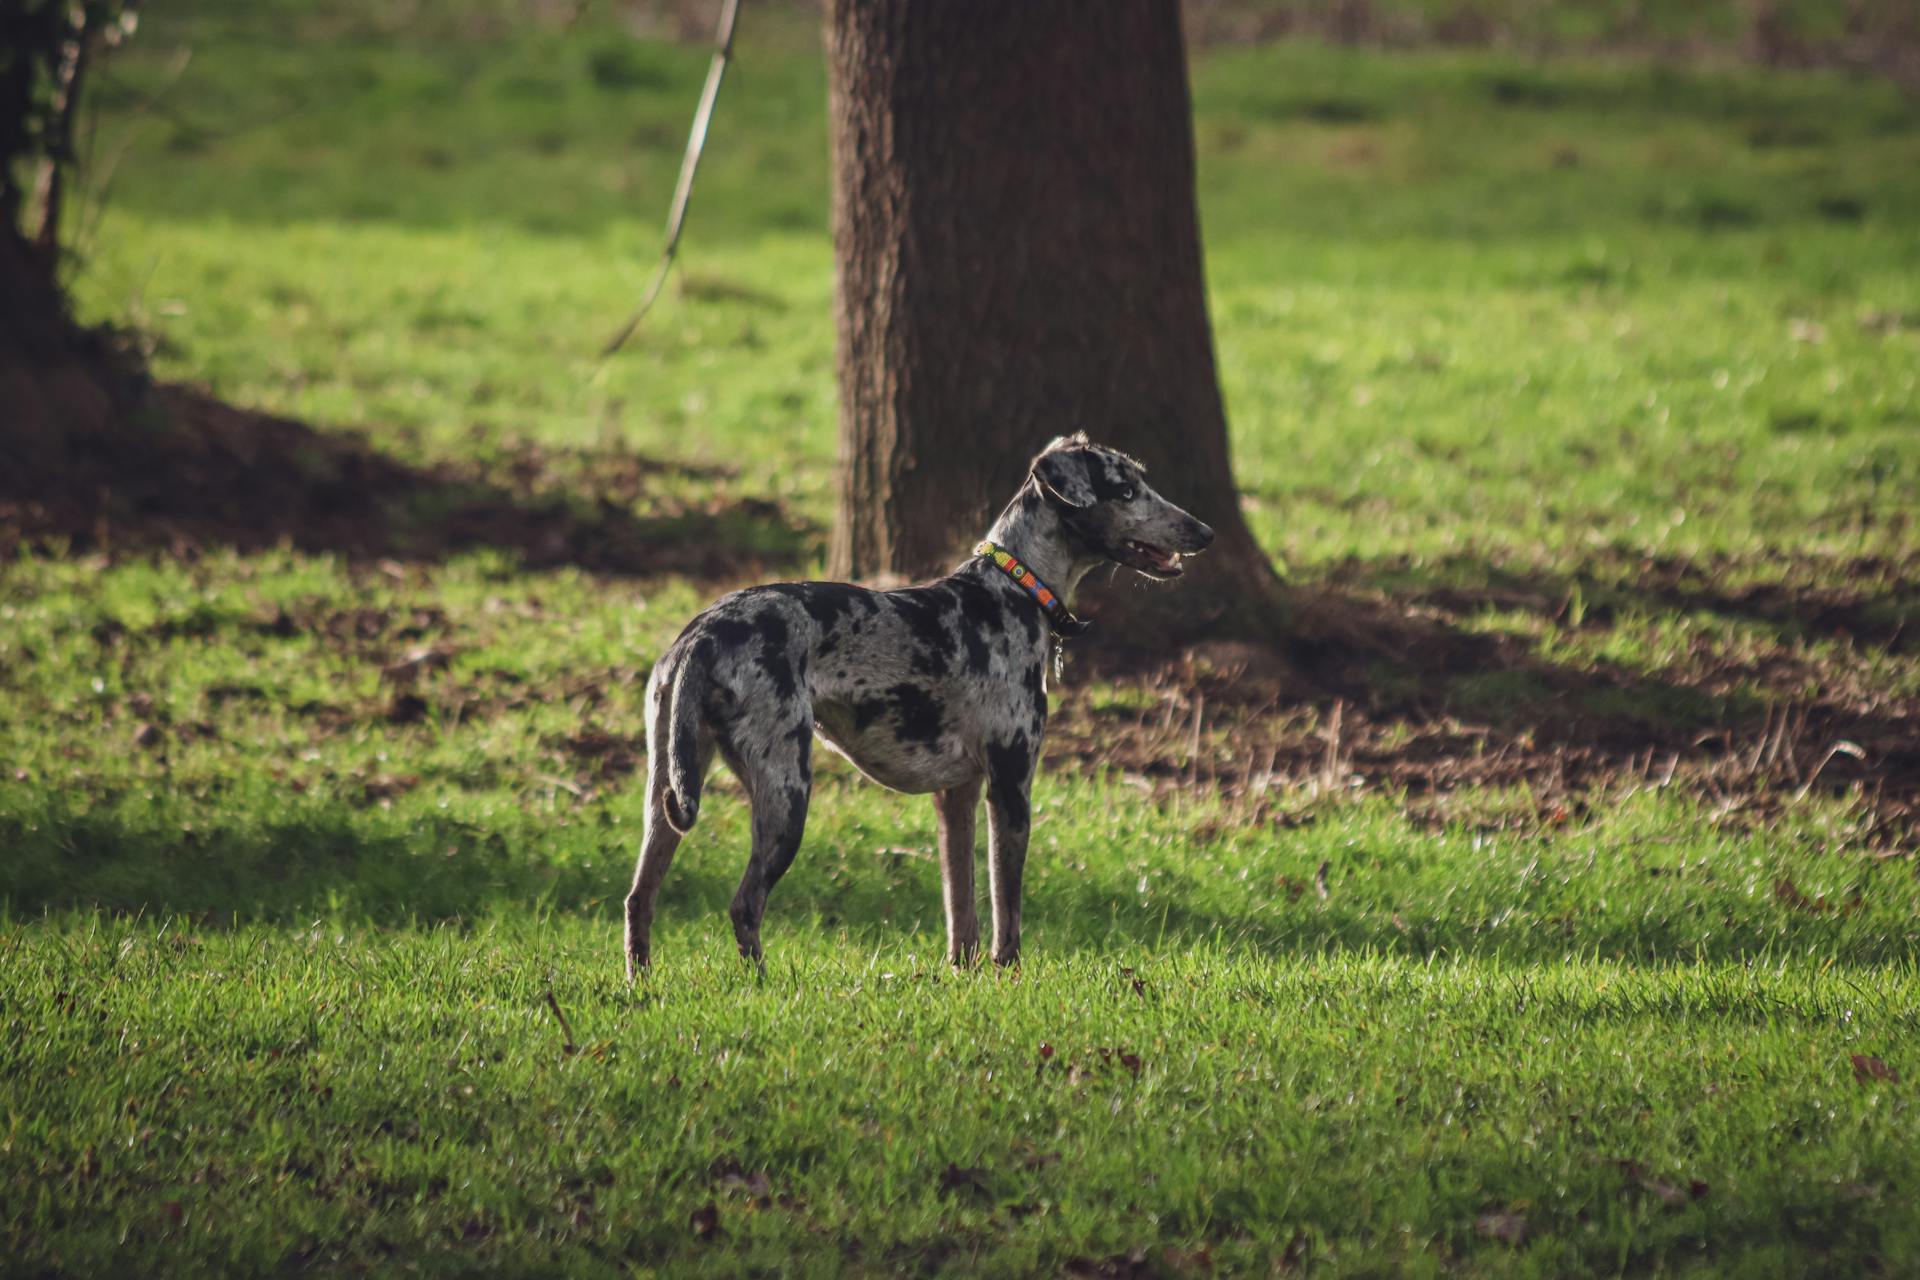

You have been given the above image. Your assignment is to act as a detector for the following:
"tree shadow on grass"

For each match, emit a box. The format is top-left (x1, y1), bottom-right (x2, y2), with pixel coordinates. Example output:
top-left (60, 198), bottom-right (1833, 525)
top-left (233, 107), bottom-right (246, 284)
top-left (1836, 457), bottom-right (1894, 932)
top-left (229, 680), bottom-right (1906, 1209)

top-left (5, 790), bottom-right (1912, 972)
top-left (0, 384), bottom-right (816, 580)
top-left (1076, 555), bottom-right (1920, 831)
top-left (1307, 556), bottom-right (1920, 808)
top-left (1038, 882), bottom-right (1918, 977)
top-left (1339, 551), bottom-right (1919, 658)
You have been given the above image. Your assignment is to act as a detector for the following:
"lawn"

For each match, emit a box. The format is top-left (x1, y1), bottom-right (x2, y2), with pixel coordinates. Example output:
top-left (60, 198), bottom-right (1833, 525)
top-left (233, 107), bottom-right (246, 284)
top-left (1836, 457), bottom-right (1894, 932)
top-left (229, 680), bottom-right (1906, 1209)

top-left (4, 1), bottom-right (1919, 1274)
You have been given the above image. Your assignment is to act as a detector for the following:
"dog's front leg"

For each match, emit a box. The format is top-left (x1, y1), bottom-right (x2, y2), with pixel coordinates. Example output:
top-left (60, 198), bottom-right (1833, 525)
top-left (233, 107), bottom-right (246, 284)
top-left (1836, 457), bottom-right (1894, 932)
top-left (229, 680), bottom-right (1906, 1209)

top-left (934, 779), bottom-right (983, 966)
top-left (984, 755), bottom-right (1035, 967)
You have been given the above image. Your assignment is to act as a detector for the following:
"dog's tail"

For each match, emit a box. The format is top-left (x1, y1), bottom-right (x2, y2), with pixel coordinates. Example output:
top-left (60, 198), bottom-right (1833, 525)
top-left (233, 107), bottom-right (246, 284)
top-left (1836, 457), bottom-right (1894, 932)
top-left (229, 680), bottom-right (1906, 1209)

top-left (654, 643), bottom-right (709, 835)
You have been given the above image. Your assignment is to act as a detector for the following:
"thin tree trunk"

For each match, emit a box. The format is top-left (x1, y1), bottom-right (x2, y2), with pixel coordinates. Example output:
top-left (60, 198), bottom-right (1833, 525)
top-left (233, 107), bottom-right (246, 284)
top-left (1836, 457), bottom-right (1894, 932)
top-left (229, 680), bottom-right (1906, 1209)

top-left (29, 13), bottom-right (93, 263)
top-left (0, 228), bottom-right (108, 474)
top-left (824, 0), bottom-right (1282, 644)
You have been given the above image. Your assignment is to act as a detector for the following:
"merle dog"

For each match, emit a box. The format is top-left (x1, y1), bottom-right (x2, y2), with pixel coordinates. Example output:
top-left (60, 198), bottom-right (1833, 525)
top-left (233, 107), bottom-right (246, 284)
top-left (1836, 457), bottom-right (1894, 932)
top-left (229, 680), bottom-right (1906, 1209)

top-left (623, 433), bottom-right (1213, 976)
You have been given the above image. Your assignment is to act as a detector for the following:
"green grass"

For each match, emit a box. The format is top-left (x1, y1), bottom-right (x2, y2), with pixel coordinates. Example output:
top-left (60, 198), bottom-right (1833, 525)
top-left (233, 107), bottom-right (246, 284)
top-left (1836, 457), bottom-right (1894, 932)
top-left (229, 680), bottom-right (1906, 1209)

top-left (6, 775), bottom-right (1918, 1275)
top-left (7, 1), bottom-right (1920, 1274)
top-left (7, 915), bottom-right (1917, 1277)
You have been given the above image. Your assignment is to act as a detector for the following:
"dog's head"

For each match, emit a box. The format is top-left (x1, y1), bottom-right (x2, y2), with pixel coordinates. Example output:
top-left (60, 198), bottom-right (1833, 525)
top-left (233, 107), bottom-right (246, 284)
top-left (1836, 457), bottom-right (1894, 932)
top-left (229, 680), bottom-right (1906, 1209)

top-left (1028, 433), bottom-right (1214, 579)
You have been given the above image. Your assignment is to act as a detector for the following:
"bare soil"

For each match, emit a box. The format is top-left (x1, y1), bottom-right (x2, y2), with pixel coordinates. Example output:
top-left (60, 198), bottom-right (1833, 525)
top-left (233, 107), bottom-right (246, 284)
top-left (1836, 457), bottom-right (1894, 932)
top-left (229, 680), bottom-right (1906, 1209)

top-left (0, 383), bottom-right (815, 578)
top-left (1054, 573), bottom-right (1920, 851)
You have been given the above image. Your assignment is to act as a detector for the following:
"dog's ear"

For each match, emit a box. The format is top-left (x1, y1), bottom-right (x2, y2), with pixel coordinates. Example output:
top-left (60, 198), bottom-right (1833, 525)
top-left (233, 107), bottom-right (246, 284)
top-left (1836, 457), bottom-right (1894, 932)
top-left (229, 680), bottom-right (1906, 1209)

top-left (1031, 445), bottom-right (1097, 510)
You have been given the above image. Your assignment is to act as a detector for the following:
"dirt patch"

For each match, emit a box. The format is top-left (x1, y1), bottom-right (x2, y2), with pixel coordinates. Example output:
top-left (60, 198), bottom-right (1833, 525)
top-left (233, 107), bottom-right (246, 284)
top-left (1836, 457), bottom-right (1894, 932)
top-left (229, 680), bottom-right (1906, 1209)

top-left (1058, 576), bottom-right (1920, 849)
top-left (0, 383), bottom-right (815, 580)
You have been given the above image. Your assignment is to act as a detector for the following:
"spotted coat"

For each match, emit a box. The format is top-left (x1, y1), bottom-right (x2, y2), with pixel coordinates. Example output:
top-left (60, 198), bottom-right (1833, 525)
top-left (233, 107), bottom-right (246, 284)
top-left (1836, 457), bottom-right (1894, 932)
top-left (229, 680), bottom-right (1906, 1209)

top-left (622, 434), bottom-right (1214, 974)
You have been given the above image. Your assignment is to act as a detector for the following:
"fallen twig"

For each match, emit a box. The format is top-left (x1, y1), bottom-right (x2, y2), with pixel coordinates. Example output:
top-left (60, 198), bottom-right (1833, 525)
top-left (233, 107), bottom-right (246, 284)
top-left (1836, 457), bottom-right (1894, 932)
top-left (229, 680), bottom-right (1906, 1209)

top-left (543, 989), bottom-right (578, 1055)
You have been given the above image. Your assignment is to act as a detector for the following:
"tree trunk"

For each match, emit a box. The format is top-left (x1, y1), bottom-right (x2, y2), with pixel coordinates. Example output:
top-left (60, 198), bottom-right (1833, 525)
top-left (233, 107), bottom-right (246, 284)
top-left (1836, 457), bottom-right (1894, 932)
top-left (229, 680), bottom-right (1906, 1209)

top-left (823, 0), bottom-right (1282, 645)
top-left (0, 227), bottom-right (117, 477)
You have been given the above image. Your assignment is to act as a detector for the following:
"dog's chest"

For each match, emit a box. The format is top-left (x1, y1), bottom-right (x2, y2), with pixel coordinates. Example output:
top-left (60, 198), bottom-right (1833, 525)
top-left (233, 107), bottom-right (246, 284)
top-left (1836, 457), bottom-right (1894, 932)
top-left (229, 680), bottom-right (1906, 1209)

top-left (806, 651), bottom-right (1042, 791)
top-left (810, 704), bottom-right (974, 793)
top-left (804, 617), bottom-right (1049, 793)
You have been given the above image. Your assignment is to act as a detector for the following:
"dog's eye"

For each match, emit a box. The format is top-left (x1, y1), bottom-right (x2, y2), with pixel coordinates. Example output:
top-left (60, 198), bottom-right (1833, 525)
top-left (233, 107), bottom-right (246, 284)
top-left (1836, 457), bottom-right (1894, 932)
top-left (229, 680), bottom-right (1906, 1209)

top-left (1119, 486), bottom-right (1135, 501)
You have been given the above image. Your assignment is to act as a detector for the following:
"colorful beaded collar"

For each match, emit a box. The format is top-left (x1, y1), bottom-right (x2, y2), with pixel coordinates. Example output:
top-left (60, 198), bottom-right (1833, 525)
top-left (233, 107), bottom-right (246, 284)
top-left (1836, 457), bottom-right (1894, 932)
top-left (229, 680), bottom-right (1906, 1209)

top-left (974, 540), bottom-right (1090, 638)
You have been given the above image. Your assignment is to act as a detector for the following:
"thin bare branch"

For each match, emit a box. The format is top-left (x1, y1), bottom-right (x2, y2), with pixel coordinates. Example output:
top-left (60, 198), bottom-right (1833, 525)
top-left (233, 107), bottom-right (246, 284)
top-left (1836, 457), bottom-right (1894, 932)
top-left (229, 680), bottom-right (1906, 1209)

top-left (600, 0), bottom-right (742, 359)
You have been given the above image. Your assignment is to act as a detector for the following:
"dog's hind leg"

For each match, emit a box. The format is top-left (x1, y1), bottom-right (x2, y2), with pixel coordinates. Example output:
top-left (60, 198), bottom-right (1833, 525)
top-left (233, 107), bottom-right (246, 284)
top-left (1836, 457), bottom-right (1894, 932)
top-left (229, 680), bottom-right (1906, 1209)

top-left (728, 716), bottom-right (814, 969)
top-left (624, 803), bottom-right (684, 980)
top-left (624, 682), bottom-right (709, 980)
top-left (934, 779), bottom-right (983, 967)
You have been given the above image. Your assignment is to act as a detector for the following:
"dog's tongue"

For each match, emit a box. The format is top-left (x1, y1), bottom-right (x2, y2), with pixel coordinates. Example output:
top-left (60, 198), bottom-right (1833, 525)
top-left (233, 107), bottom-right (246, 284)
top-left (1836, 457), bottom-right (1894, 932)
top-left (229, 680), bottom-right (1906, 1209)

top-left (1149, 547), bottom-right (1180, 572)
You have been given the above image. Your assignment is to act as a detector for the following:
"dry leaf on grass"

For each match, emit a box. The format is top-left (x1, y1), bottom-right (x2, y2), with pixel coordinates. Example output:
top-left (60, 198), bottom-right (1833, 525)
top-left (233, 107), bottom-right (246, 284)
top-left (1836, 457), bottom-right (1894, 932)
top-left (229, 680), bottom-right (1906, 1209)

top-left (1851, 1053), bottom-right (1899, 1084)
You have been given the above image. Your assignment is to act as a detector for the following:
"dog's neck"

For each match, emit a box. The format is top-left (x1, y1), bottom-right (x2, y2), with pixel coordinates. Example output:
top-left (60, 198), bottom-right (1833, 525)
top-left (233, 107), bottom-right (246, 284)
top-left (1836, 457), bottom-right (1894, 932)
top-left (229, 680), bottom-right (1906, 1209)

top-left (981, 486), bottom-right (1103, 606)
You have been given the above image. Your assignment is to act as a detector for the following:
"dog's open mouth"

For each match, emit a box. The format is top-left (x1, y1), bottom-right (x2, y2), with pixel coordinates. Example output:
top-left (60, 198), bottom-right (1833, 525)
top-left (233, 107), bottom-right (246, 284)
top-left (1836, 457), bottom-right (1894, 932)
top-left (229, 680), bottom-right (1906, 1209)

top-left (1119, 539), bottom-right (1184, 579)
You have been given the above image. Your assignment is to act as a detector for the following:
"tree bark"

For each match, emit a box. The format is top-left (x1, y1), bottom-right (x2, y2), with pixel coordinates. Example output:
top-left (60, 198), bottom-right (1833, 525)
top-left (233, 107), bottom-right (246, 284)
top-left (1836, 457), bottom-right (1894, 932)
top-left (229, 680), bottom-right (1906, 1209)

top-left (28, 13), bottom-right (94, 261)
top-left (0, 227), bottom-right (116, 477)
top-left (824, 0), bottom-right (1281, 645)
top-left (1, 4), bottom-right (129, 476)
